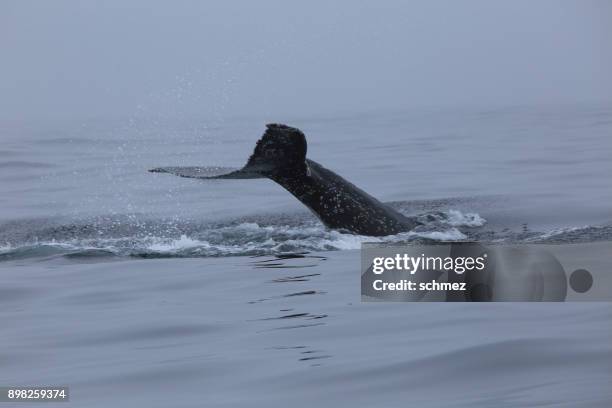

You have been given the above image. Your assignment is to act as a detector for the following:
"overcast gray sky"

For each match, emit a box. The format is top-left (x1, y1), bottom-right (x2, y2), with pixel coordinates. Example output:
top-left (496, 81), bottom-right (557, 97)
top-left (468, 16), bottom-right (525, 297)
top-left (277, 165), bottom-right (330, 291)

top-left (1, 0), bottom-right (610, 122)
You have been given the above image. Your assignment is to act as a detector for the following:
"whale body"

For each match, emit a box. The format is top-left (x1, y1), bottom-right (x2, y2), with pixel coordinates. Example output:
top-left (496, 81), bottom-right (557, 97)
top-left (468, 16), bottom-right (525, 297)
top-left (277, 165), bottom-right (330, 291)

top-left (150, 124), bottom-right (420, 236)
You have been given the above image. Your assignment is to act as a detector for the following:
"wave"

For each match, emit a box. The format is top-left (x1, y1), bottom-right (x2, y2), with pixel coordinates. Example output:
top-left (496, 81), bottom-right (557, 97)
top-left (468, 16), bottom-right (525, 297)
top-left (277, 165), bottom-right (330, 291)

top-left (1, 209), bottom-right (609, 262)
top-left (0, 209), bottom-right (484, 261)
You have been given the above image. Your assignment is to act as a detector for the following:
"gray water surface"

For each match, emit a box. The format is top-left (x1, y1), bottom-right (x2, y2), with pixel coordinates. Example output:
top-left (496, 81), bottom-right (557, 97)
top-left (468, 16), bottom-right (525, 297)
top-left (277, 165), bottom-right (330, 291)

top-left (1, 105), bottom-right (611, 406)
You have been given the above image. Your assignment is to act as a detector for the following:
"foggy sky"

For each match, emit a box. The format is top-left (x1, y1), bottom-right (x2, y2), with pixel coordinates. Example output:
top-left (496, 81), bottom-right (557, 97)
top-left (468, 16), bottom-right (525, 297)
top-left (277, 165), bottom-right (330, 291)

top-left (1, 0), bottom-right (610, 122)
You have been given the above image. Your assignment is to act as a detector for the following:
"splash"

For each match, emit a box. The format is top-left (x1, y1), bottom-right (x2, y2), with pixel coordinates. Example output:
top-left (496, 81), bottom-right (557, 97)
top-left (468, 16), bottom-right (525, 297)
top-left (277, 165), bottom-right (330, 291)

top-left (0, 210), bottom-right (483, 261)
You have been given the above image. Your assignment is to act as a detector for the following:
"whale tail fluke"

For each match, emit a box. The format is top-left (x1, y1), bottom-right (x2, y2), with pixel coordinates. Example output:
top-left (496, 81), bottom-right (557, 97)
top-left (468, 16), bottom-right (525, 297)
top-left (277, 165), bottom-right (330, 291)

top-left (149, 123), bottom-right (419, 235)
top-left (148, 123), bottom-right (306, 180)
top-left (148, 166), bottom-right (265, 179)
top-left (243, 123), bottom-right (307, 174)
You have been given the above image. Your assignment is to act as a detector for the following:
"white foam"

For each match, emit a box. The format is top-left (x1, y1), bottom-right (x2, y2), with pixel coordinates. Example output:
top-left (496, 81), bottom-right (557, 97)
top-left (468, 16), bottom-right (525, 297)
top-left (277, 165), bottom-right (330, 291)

top-left (1, 214), bottom-right (480, 260)
top-left (409, 228), bottom-right (467, 241)
top-left (318, 231), bottom-right (380, 250)
top-left (444, 209), bottom-right (487, 227)
top-left (531, 225), bottom-right (592, 241)
top-left (147, 235), bottom-right (209, 252)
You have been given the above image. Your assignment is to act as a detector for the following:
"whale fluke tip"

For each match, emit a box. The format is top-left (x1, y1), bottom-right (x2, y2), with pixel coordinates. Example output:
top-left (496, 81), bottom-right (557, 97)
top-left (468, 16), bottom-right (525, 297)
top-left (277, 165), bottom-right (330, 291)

top-left (248, 123), bottom-right (307, 170)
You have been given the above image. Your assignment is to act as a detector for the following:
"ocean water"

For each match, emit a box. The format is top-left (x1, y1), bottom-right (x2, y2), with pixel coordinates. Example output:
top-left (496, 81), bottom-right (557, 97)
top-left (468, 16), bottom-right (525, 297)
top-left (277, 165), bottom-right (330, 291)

top-left (1, 104), bottom-right (611, 406)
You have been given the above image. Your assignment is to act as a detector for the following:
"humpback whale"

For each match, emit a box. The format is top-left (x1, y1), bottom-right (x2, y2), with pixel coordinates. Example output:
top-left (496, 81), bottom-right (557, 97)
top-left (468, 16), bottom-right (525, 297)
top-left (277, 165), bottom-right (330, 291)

top-left (150, 124), bottom-right (420, 236)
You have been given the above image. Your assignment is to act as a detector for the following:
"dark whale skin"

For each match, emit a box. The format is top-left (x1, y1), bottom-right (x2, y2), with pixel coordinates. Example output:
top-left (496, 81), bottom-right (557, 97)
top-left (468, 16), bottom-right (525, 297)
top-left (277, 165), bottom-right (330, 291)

top-left (238, 123), bottom-right (420, 236)
top-left (150, 123), bottom-right (420, 236)
top-left (267, 158), bottom-right (417, 236)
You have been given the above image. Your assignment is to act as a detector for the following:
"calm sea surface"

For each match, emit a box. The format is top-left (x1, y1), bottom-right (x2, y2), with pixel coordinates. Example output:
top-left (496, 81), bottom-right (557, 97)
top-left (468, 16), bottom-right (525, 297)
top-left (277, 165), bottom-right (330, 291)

top-left (1, 105), bottom-right (611, 406)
